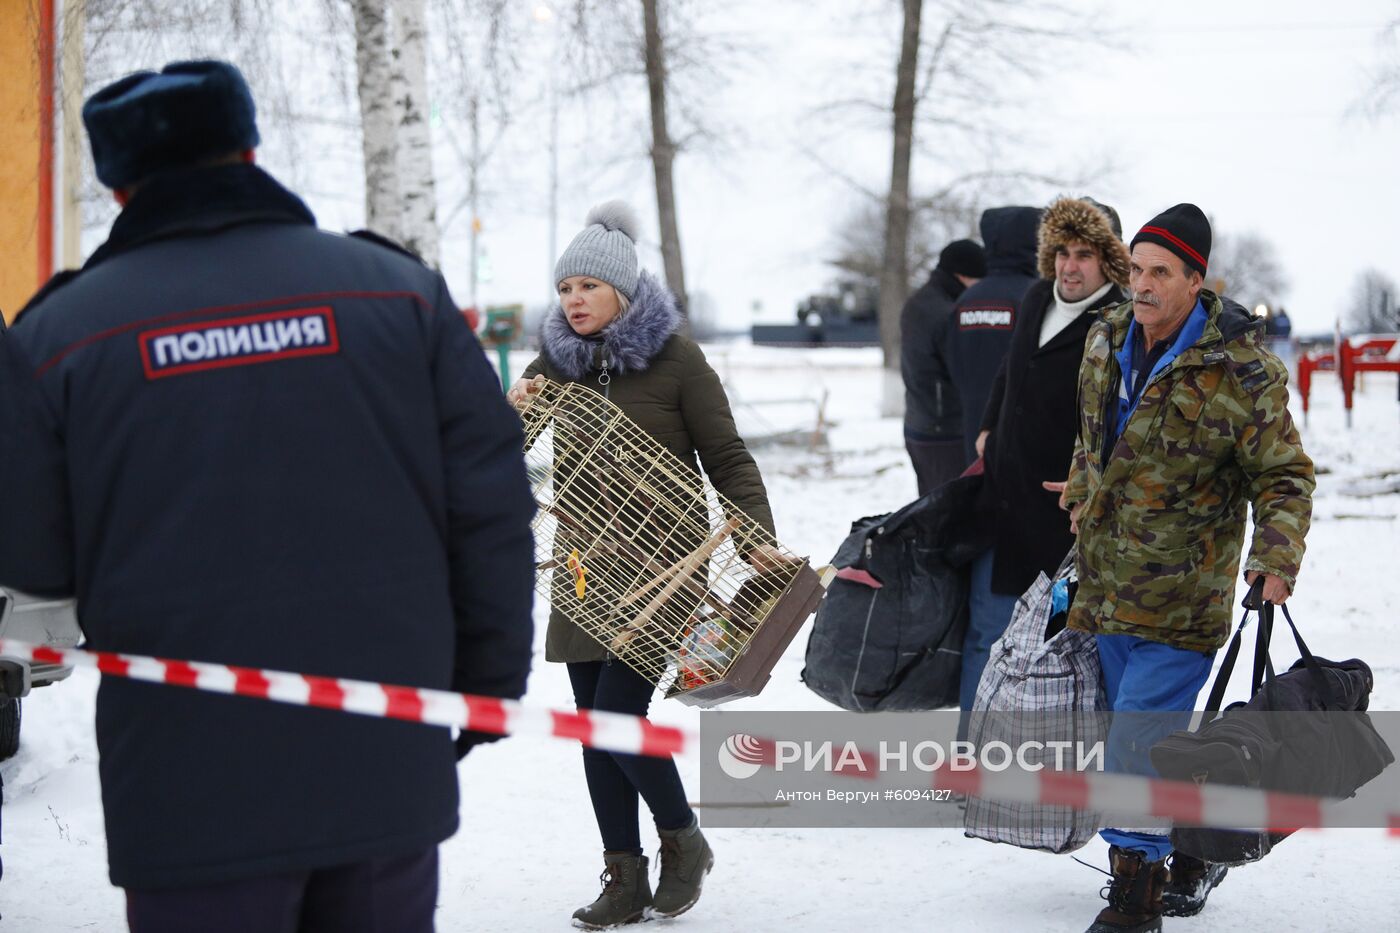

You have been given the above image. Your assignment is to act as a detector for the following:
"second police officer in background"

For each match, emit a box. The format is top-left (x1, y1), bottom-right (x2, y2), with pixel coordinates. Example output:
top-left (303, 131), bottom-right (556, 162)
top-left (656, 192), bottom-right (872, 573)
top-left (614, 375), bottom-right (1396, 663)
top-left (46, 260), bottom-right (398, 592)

top-left (900, 239), bottom-right (987, 495)
top-left (944, 204), bottom-right (1042, 468)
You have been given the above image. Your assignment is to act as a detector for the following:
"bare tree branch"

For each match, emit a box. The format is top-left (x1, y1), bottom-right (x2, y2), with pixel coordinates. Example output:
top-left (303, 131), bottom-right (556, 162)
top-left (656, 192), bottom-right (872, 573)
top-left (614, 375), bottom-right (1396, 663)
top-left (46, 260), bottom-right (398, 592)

top-left (1352, 16), bottom-right (1400, 120)
top-left (1207, 229), bottom-right (1290, 310)
top-left (796, 147), bottom-right (883, 203)
top-left (914, 19), bottom-right (956, 105)
top-left (1344, 268), bottom-right (1399, 333)
top-left (807, 0), bottom-right (1122, 375)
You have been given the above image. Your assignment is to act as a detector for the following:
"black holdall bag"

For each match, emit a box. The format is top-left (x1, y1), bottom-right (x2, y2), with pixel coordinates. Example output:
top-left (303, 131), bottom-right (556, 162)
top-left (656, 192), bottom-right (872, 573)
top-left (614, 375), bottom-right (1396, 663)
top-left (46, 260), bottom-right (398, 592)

top-left (801, 470), bottom-right (992, 711)
top-left (1150, 580), bottom-right (1394, 865)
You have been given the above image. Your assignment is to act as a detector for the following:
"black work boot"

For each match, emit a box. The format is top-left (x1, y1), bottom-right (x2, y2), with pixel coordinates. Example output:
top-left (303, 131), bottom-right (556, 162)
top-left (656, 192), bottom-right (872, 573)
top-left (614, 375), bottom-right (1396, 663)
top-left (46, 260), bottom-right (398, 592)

top-left (1085, 846), bottom-right (1167, 933)
top-left (572, 851), bottom-right (653, 929)
top-left (1162, 852), bottom-right (1228, 917)
top-left (652, 817), bottom-right (715, 918)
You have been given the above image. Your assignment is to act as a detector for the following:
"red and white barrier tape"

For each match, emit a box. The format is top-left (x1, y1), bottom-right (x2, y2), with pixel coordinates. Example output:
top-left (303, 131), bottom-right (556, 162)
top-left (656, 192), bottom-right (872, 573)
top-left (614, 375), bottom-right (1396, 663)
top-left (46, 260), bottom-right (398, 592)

top-left (2, 636), bottom-right (1395, 834)
top-left (722, 736), bottom-right (1400, 834)
top-left (0, 637), bottom-right (686, 760)
top-left (932, 757), bottom-right (1400, 835)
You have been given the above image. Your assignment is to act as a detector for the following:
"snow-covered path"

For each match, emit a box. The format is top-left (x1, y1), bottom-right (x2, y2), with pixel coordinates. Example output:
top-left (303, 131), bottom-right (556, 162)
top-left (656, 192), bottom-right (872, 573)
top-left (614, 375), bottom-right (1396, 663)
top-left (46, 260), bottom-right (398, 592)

top-left (3, 344), bottom-right (1398, 931)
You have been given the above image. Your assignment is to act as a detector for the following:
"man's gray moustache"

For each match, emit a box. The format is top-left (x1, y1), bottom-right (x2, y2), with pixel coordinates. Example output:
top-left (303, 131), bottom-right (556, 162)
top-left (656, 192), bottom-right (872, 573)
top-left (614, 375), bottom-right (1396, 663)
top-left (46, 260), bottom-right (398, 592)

top-left (1131, 293), bottom-right (1161, 307)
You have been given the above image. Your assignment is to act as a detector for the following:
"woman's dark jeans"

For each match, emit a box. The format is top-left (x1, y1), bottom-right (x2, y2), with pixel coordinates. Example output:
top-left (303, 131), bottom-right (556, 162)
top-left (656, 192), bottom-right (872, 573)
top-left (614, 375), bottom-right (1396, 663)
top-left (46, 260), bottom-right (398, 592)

top-left (567, 660), bottom-right (694, 854)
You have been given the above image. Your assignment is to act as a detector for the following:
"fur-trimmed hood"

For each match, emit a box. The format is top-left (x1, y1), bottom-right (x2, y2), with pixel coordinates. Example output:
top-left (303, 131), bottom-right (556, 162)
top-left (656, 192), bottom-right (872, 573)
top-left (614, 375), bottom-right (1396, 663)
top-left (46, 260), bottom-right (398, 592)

top-left (1037, 197), bottom-right (1131, 289)
top-left (539, 270), bottom-right (682, 380)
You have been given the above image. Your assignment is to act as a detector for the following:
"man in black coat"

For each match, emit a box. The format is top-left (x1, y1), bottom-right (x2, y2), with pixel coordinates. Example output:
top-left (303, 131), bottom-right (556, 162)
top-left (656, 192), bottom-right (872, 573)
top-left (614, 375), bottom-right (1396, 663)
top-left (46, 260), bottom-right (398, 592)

top-left (957, 197), bottom-right (1129, 723)
top-left (945, 206), bottom-right (1042, 468)
top-left (900, 239), bottom-right (986, 496)
top-left (0, 61), bottom-right (534, 932)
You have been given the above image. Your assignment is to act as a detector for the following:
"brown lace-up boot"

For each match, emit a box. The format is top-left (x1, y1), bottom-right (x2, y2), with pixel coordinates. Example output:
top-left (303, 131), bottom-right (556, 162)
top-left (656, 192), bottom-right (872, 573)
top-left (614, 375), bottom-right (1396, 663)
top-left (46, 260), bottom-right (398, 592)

top-left (1085, 846), bottom-right (1167, 933)
top-left (652, 817), bottom-right (714, 918)
top-left (572, 851), bottom-right (653, 929)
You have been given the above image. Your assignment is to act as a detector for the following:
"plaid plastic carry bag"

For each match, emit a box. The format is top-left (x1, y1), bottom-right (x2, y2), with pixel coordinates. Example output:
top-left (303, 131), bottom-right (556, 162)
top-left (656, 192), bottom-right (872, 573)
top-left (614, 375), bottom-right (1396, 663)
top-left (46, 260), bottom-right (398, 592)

top-left (963, 556), bottom-right (1108, 853)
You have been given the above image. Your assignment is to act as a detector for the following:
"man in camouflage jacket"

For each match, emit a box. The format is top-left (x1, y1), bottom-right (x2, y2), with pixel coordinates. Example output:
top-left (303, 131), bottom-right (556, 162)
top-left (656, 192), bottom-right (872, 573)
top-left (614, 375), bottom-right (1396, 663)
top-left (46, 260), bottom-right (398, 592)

top-left (1056, 204), bottom-right (1314, 933)
top-left (1062, 210), bottom-right (1313, 650)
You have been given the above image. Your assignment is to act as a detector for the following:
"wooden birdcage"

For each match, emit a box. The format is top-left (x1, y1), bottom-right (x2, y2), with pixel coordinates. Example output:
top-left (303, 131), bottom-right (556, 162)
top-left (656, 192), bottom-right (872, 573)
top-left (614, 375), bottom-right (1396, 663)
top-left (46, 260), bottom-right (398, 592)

top-left (515, 378), bottom-right (826, 707)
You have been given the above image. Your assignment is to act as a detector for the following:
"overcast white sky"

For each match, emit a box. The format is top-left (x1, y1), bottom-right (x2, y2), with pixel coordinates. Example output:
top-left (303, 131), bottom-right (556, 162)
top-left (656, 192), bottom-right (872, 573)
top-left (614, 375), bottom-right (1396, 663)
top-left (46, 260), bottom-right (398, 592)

top-left (459, 0), bottom-right (1398, 335)
top-left (1031, 1), bottom-right (1400, 336)
top-left (86, 0), bottom-right (1400, 337)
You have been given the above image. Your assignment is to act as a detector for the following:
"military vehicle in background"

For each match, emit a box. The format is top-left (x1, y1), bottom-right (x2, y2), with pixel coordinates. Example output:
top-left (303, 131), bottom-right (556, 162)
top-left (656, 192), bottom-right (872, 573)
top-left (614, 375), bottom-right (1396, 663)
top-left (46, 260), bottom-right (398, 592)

top-left (751, 280), bottom-right (880, 346)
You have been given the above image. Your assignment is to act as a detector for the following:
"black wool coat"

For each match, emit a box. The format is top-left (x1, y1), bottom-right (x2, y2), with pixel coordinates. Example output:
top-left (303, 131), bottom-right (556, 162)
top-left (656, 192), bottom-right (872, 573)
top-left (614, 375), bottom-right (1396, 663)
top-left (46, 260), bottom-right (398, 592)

top-left (900, 267), bottom-right (966, 439)
top-left (0, 165), bottom-right (535, 889)
top-left (977, 278), bottom-right (1126, 595)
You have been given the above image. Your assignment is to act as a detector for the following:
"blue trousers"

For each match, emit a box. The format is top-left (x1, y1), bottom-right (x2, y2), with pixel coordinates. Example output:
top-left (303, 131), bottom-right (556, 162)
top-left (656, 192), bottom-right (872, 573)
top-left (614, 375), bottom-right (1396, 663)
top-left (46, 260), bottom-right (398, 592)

top-left (958, 549), bottom-right (1020, 738)
top-left (1097, 634), bottom-right (1214, 862)
top-left (568, 661), bottom-right (694, 854)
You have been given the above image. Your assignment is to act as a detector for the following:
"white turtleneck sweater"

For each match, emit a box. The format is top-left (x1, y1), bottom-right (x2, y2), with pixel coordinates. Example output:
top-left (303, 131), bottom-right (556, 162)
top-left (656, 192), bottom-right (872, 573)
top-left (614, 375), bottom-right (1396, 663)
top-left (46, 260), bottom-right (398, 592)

top-left (1038, 280), bottom-right (1114, 347)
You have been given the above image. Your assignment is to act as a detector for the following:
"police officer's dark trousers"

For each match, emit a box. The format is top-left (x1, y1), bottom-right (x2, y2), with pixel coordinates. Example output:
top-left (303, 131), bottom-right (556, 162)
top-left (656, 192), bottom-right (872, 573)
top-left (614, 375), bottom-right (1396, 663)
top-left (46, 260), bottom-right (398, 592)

top-left (124, 847), bottom-right (438, 933)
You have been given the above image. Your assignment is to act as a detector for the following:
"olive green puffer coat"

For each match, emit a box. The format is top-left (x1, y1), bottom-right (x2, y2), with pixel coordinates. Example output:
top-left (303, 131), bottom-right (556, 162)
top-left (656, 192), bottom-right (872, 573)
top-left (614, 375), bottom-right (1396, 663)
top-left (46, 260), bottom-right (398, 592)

top-left (523, 271), bottom-right (775, 663)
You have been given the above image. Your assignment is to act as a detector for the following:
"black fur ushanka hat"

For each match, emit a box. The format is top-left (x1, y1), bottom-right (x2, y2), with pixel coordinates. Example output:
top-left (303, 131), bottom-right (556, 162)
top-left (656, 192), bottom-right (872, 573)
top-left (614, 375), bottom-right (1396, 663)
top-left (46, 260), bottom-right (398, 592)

top-left (83, 60), bottom-right (260, 189)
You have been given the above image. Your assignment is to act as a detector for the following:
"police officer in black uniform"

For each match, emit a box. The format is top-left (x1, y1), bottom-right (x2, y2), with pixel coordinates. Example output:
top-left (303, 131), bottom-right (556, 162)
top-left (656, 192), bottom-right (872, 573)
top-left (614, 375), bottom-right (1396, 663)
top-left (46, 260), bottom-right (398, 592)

top-left (0, 60), bottom-right (535, 933)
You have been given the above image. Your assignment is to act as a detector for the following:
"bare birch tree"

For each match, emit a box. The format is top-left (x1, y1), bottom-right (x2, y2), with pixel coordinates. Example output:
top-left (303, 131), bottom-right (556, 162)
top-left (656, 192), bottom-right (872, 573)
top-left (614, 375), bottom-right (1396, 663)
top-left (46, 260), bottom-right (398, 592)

top-left (389, 0), bottom-right (438, 265)
top-left (344, 0), bottom-right (441, 264)
top-left (78, 0), bottom-right (446, 268)
top-left (351, 0), bottom-right (402, 242)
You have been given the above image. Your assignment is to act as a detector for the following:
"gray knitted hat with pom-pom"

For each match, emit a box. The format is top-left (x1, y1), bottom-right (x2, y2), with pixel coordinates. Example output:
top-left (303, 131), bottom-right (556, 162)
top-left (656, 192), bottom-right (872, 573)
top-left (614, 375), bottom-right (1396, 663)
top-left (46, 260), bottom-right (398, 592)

top-left (554, 200), bottom-right (641, 299)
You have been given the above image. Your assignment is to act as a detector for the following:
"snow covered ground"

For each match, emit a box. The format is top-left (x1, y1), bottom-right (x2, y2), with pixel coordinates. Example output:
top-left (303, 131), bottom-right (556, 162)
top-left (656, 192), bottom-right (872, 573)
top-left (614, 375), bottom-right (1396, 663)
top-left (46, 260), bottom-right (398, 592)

top-left (2, 343), bottom-right (1398, 931)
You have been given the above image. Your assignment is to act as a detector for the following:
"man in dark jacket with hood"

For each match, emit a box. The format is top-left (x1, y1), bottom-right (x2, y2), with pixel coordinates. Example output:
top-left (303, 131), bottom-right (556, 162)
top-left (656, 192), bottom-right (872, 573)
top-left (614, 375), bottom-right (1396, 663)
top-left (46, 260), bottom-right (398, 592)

top-left (0, 61), bottom-right (535, 932)
top-left (960, 199), bottom-right (1130, 718)
top-left (945, 206), bottom-right (1042, 467)
top-left (900, 239), bottom-right (986, 495)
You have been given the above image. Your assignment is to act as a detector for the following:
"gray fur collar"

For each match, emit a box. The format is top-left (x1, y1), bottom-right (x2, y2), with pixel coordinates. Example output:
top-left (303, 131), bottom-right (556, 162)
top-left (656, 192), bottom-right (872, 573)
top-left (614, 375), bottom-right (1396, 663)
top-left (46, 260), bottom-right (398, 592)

top-left (540, 270), bottom-right (682, 380)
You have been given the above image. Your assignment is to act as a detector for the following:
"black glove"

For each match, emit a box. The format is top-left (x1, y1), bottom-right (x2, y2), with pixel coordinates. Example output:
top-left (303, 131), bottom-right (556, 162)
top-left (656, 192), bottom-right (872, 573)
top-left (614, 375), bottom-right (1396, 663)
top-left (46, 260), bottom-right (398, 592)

top-left (454, 728), bottom-right (504, 761)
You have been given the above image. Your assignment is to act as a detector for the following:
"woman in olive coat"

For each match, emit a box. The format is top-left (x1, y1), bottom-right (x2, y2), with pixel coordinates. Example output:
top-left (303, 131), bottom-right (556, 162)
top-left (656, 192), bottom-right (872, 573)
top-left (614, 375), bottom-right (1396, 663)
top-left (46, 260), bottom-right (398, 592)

top-left (508, 202), bottom-right (779, 928)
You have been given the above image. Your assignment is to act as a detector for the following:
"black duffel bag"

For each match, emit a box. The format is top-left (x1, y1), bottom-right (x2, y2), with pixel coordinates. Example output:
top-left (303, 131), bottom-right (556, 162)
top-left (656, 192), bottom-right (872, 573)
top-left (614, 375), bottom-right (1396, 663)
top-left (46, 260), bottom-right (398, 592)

top-left (801, 471), bottom-right (991, 711)
top-left (1149, 582), bottom-right (1394, 865)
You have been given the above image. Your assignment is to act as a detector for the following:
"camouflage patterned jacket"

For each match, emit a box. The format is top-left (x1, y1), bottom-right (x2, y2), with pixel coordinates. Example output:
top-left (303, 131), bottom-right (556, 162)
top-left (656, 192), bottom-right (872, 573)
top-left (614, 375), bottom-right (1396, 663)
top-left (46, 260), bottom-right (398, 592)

top-left (1064, 290), bottom-right (1314, 652)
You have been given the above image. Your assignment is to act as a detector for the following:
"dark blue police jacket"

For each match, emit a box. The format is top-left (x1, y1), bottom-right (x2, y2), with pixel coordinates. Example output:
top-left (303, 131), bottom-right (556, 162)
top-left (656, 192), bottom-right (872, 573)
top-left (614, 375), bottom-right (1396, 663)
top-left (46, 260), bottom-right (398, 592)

top-left (0, 165), bottom-right (535, 889)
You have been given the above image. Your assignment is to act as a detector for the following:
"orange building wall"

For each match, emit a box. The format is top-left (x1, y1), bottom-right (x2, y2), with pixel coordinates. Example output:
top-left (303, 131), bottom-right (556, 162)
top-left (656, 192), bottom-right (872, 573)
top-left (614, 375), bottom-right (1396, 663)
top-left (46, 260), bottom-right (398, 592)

top-left (0, 2), bottom-right (46, 324)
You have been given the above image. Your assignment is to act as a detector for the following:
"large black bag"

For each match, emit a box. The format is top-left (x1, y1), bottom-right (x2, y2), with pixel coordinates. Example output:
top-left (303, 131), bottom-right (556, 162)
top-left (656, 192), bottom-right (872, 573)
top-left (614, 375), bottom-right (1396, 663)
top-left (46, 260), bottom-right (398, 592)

top-left (1150, 584), bottom-right (1394, 865)
top-left (801, 472), bottom-right (991, 711)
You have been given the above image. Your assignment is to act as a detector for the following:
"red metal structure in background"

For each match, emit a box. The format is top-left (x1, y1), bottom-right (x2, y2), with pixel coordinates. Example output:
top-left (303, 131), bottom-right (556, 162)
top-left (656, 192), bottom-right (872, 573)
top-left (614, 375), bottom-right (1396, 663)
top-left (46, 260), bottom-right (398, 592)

top-left (1296, 348), bottom-right (1333, 425)
top-left (1297, 334), bottom-right (1400, 428)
